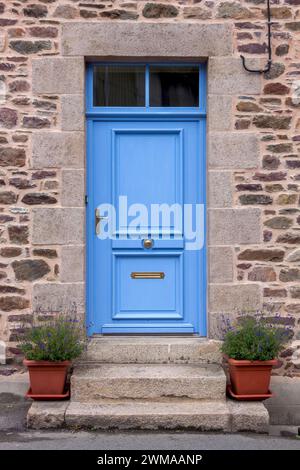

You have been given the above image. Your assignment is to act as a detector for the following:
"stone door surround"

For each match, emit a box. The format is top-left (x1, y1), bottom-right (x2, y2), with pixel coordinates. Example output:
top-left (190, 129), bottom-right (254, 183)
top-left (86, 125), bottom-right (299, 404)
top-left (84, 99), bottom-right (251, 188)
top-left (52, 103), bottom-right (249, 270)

top-left (31, 22), bottom-right (262, 336)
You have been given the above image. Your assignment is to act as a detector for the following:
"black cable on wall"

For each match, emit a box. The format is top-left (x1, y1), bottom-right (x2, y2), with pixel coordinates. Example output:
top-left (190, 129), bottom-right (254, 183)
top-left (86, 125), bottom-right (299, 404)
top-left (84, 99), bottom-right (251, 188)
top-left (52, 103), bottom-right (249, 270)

top-left (240, 0), bottom-right (272, 74)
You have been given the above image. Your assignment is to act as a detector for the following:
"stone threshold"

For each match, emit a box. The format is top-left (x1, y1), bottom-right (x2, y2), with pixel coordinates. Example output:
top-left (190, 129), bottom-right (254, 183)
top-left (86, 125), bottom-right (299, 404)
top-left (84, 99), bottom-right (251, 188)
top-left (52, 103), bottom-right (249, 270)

top-left (83, 336), bottom-right (223, 364)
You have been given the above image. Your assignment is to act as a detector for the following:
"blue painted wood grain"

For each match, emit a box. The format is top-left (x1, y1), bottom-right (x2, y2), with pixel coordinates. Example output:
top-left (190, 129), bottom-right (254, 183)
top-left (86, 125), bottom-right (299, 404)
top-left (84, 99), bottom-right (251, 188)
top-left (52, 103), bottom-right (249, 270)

top-left (86, 63), bottom-right (207, 335)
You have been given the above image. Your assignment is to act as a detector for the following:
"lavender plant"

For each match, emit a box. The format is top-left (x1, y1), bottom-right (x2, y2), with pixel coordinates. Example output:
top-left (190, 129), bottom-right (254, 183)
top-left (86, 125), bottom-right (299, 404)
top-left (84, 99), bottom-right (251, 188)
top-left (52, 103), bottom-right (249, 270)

top-left (221, 313), bottom-right (290, 361)
top-left (20, 315), bottom-right (86, 361)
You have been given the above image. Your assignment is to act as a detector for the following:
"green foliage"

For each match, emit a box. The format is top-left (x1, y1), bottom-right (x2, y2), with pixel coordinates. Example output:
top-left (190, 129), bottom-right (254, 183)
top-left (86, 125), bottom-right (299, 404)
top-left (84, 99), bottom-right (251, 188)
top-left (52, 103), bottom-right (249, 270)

top-left (221, 316), bottom-right (287, 361)
top-left (20, 315), bottom-right (86, 361)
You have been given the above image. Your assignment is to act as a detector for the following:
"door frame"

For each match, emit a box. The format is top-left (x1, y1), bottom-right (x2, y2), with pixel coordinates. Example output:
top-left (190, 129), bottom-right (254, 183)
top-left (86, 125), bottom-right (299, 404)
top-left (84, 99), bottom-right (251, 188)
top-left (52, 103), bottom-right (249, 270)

top-left (86, 62), bottom-right (207, 336)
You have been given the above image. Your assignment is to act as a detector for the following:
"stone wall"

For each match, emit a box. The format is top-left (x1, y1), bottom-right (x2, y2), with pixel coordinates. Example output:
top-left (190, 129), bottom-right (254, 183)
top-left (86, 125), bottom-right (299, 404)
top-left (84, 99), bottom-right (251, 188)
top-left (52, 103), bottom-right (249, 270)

top-left (0, 0), bottom-right (300, 377)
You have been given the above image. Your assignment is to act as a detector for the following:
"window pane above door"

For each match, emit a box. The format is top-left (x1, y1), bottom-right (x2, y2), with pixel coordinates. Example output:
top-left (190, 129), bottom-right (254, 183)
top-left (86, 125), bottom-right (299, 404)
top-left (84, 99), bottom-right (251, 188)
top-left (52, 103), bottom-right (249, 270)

top-left (93, 65), bottom-right (145, 107)
top-left (149, 66), bottom-right (199, 107)
top-left (92, 64), bottom-right (201, 108)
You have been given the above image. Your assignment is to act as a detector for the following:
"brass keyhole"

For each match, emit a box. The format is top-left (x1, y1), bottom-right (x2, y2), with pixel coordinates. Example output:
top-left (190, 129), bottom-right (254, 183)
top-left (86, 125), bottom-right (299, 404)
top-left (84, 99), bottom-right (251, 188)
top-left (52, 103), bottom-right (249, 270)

top-left (143, 239), bottom-right (153, 249)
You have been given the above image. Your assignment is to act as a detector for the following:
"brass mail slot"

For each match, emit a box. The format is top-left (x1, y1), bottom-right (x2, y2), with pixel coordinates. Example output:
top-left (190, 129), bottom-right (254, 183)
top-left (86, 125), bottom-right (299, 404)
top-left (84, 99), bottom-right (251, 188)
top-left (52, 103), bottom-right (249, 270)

top-left (131, 272), bottom-right (165, 279)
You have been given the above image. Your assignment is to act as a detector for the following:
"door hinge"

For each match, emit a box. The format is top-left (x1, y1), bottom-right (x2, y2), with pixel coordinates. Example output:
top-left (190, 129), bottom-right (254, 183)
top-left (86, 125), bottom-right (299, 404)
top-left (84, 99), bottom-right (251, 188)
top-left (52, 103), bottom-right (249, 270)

top-left (85, 195), bottom-right (88, 205)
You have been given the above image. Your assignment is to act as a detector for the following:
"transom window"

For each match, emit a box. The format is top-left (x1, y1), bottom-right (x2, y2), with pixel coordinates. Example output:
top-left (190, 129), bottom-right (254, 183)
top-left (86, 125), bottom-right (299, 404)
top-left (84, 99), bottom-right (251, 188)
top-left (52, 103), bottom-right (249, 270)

top-left (91, 64), bottom-right (204, 108)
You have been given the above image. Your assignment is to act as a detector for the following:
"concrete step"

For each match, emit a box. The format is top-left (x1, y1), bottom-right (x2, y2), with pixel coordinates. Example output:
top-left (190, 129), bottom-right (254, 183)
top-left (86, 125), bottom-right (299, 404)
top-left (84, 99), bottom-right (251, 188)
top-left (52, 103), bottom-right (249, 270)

top-left (71, 363), bottom-right (226, 401)
top-left (27, 399), bottom-right (269, 433)
top-left (82, 336), bottom-right (222, 364)
top-left (66, 400), bottom-right (231, 431)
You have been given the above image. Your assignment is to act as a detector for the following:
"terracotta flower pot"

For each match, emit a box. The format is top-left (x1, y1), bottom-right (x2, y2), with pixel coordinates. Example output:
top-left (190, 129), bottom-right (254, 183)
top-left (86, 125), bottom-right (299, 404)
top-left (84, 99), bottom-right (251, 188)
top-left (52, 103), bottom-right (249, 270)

top-left (24, 359), bottom-right (71, 395)
top-left (228, 358), bottom-right (277, 396)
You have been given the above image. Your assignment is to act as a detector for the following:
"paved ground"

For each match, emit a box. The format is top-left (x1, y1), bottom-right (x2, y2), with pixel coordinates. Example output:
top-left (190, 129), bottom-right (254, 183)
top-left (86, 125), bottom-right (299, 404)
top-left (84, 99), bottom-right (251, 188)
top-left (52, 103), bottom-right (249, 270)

top-left (0, 393), bottom-right (31, 432)
top-left (0, 430), bottom-right (299, 450)
top-left (0, 388), bottom-right (299, 450)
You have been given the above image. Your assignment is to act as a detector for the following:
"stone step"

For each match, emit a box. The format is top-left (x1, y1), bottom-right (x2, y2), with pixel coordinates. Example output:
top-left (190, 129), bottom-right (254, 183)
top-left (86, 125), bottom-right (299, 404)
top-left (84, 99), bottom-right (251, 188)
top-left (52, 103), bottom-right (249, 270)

top-left (82, 336), bottom-right (222, 364)
top-left (27, 400), bottom-right (269, 433)
top-left (66, 400), bottom-right (231, 431)
top-left (26, 399), bottom-right (268, 432)
top-left (71, 363), bottom-right (226, 401)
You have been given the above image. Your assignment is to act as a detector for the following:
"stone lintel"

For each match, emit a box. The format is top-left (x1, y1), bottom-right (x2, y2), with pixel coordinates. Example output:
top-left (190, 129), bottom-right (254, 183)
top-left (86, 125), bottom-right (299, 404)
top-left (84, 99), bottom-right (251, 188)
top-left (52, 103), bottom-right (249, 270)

top-left (62, 22), bottom-right (233, 58)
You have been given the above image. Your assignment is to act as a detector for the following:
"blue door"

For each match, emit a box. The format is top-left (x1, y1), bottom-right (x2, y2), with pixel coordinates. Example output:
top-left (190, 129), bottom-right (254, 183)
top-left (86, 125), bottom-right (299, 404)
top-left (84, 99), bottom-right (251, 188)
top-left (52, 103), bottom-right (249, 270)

top-left (87, 64), bottom-right (206, 335)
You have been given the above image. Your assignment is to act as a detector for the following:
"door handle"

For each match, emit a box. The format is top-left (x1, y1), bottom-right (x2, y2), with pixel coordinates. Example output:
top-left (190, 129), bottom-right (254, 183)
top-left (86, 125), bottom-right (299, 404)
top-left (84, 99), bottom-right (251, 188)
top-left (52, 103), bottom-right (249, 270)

top-left (95, 208), bottom-right (108, 235)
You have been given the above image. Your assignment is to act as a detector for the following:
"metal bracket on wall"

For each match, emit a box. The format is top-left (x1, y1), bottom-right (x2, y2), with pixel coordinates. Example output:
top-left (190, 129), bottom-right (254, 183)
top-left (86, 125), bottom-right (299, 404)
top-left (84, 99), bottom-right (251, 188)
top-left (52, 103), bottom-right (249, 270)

top-left (240, 0), bottom-right (272, 74)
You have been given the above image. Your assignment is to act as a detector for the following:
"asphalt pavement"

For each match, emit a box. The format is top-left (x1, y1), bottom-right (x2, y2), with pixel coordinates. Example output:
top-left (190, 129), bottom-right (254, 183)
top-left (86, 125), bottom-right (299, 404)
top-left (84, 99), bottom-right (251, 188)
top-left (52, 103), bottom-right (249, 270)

top-left (0, 429), bottom-right (299, 450)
